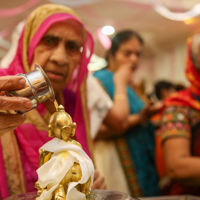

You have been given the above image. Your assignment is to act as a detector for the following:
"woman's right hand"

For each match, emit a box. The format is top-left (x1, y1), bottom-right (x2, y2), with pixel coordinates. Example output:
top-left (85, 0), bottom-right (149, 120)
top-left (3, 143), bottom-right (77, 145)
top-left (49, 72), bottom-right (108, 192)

top-left (114, 64), bottom-right (134, 86)
top-left (0, 76), bottom-right (32, 135)
top-left (140, 101), bottom-right (163, 120)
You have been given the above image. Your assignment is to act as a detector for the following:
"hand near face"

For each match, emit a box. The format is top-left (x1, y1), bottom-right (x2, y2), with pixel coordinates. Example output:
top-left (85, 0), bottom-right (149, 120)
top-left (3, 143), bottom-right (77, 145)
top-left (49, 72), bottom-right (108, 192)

top-left (91, 170), bottom-right (107, 190)
top-left (114, 63), bottom-right (135, 86)
top-left (0, 76), bottom-right (32, 135)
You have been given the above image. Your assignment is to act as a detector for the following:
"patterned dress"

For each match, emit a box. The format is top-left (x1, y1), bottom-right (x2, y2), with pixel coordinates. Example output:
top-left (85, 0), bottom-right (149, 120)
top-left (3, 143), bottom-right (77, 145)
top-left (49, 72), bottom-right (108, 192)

top-left (160, 105), bottom-right (200, 195)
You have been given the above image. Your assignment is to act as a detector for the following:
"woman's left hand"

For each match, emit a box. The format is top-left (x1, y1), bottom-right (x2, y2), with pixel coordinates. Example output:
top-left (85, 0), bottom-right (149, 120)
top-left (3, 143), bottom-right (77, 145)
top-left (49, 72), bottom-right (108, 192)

top-left (91, 170), bottom-right (107, 190)
top-left (141, 100), bottom-right (163, 119)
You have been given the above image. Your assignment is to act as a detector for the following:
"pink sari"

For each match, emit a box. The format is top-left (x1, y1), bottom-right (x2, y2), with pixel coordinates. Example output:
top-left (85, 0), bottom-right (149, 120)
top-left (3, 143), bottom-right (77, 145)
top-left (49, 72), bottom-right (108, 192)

top-left (0, 4), bottom-right (94, 199)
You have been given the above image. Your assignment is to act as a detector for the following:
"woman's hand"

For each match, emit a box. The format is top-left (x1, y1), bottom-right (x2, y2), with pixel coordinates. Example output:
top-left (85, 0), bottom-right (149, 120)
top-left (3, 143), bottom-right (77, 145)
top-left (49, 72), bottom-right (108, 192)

top-left (91, 170), bottom-right (107, 190)
top-left (140, 101), bottom-right (163, 120)
top-left (0, 76), bottom-right (32, 135)
top-left (114, 63), bottom-right (134, 86)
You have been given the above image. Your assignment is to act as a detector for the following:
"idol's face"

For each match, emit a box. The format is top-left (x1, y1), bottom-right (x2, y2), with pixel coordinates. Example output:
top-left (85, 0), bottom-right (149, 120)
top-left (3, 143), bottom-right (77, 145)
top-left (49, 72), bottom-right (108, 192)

top-left (31, 20), bottom-right (84, 94)
top-left (112, 37), bottom-right (143, 71)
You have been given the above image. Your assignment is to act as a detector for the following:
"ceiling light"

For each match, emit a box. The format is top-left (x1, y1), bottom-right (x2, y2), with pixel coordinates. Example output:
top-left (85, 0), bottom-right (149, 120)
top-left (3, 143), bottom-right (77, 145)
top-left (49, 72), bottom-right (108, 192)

top-left (101, 26), bottom-right (115, 35)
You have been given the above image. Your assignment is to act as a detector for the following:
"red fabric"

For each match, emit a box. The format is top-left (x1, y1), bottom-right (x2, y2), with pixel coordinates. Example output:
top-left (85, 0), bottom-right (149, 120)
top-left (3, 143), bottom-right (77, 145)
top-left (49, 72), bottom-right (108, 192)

top-left (151, 113), bottom-right (166, 178)
top-left (164, 37), bottom-right (200, 112)
top-left (155, 133), bottom-right (166, 178)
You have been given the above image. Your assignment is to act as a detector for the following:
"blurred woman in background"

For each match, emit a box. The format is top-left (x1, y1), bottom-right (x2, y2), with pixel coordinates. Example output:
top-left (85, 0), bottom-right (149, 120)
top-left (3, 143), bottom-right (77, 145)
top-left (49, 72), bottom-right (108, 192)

top-left (93, 30), bottom-right (161, 197)
top-left (160, 33), bottom-right (200, 195)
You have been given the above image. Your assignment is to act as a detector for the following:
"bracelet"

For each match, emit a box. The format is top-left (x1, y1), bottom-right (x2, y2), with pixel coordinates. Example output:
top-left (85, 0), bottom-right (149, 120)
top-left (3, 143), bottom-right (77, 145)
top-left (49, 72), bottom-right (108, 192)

top-left (114, 94), bottom-right (127, 101)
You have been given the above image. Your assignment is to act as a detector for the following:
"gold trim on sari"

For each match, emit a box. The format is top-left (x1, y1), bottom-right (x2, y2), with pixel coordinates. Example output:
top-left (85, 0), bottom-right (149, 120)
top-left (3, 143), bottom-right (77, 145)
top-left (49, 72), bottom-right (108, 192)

top-left (1, 131), bottom-right (26, 196)
top-left (80, 76), bottom-right (94, 161)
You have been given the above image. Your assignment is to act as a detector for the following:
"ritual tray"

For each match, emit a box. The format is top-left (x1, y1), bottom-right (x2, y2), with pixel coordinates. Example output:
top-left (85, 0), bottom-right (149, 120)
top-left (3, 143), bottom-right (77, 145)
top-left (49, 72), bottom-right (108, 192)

top-left (140, 195), bottom-right (200, 200)
top-left (5, 190), bottom-right (137, 200)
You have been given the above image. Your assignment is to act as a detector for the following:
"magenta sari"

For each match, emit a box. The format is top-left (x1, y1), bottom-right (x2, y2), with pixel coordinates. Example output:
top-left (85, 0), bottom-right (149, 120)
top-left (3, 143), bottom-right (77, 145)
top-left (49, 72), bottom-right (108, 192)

top-left (0, 4), bottom-right (94, 199)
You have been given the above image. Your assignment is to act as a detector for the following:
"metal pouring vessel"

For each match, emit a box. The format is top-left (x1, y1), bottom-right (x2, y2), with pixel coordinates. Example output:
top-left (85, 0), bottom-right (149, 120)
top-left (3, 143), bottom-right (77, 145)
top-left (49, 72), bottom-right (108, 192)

top-left (7, 63), bottom-right (55, 113)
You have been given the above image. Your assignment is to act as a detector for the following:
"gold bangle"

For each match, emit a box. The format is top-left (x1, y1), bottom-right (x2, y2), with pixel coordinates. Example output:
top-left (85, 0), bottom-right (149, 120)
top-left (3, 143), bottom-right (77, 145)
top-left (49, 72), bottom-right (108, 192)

top-left (114, 94), bottom-right (127, 101)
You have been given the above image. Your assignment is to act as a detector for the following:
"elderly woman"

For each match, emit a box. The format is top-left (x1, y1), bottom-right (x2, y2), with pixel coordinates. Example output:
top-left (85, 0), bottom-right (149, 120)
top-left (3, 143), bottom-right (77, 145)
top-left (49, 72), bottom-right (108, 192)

top-left (0, 4), bottom-right (105, 199)
top-left (160, 34), bottom-right (200, 195)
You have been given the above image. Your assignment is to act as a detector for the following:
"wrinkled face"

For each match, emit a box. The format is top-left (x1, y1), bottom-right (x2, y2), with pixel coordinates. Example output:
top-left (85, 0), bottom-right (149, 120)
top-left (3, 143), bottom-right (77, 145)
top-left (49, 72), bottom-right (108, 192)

top-left (30, 20), bottom-right (84, 94)
top-left (112, 37), bottom-right (143, 71)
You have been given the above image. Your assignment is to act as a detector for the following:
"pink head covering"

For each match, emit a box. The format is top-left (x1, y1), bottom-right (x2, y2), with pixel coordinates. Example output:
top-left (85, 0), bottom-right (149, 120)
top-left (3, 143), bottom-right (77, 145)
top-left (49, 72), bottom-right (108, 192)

top-left (0, 6), bottom-right (93, 154)
top-left (0, 4), bottom-right (93, 198)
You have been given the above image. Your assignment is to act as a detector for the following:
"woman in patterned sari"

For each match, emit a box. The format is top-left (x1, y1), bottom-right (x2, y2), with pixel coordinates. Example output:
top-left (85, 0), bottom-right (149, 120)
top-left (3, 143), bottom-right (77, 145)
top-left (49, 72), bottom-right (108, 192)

top-left (0, 4), bottom-right (106, 199)
top-left (159, 33), bottom-right (200, 195)
top-left (93, 30), bottom-right (161, 197)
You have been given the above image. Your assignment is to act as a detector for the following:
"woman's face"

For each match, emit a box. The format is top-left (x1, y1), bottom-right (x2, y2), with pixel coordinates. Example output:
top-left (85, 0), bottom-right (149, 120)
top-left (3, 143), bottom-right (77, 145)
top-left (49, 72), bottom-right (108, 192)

top-left (30, 20), bottom-right (84, 94)
top-left (112, 37), bottom-right (143, 71)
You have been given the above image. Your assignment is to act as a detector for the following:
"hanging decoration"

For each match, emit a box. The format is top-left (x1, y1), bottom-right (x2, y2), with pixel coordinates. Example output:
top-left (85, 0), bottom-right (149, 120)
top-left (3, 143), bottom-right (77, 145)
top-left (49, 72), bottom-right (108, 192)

top-left (48, 0), bottom-right (102, 7)
top-left (0, 0), bottom-right (40, 18)
top-left (152, 0), bottom-right (200, 21)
